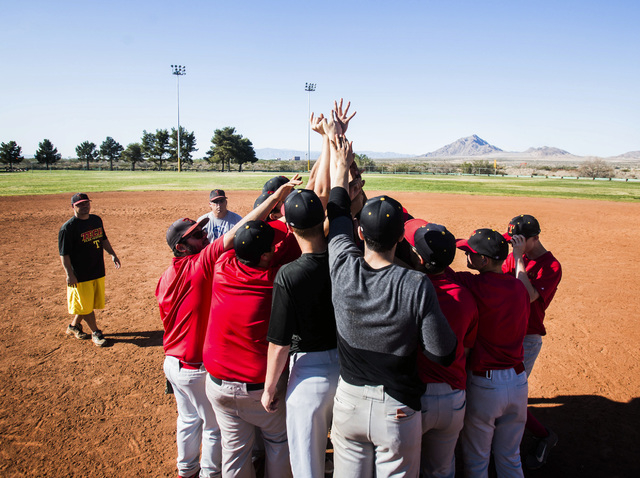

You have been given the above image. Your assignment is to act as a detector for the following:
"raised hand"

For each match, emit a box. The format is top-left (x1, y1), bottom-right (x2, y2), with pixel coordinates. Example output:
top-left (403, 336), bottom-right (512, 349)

top-left (310, 113), bottom-right (326, 135)
top-left (333, 98), bottom-right (356, 134)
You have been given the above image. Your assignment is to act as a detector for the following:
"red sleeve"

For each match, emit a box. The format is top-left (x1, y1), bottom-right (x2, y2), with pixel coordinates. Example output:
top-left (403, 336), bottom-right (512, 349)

top-left (502, 253), bottom-right (515, 274)
top-left (531, 259), bottom-right (562, 307)
top-left (199, 236), bottom-right (226, 278)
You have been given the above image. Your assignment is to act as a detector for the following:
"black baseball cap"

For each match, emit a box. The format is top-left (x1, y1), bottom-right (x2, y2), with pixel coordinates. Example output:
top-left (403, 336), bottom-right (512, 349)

top-left (284, 189), bottom-right (324, 229)
top-left (254, 190), bottom-right (274, 209)
top-left (166, 217), bottom-right (209, 251)
top-left (209, 189), bottom-right (226, 202)
top-left (234, 220), bottom-right (275, 264)
top-left (262, 176), bottom-right (289, 193)
top-left (504, 214), bottom-right (541, 240)
top-left (71, 193), bottom-right (91, 206)
top-left (359, 195), bottom-right (405, 245)
top-left (407, 221), bottom-right (456, 267)
top-left (457, 228), bottom-right (509, 261)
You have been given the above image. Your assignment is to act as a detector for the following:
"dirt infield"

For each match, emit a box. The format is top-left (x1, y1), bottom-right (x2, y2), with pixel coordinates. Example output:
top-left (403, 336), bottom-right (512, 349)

top-left (1, 190), bottom-right (638, 477)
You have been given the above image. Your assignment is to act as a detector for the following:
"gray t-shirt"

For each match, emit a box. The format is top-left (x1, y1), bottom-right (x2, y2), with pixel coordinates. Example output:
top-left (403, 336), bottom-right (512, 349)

top-left (327, 187), bottom-right (456, 410)
top-left (198, 210), bottom-right (242, 241)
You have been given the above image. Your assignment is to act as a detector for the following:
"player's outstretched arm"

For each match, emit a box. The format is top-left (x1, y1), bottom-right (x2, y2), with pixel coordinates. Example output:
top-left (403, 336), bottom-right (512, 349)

top-left (330, 134), bottom-right (354, 192)
top-left (222, 174), bottom-right (303, 251)
top-left (306, 113), bottom-right (332, 207)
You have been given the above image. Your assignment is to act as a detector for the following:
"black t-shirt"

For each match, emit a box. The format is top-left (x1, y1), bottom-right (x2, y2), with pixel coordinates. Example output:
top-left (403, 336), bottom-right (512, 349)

top-left (267, 251), bottom-right (337, 353)
top-left (58, 214), bottom-right (107, 282)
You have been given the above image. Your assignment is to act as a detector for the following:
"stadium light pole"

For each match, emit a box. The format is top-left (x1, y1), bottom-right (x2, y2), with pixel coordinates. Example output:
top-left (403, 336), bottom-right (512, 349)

top-left (171, 65), bottom-right (186, 172)
top-left (305, 82), bottom-right (316, 171)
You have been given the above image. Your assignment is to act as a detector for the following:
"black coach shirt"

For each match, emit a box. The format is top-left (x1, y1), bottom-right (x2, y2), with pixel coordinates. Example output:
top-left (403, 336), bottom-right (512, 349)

top-left (267, 251), bottom-right (337, 354)
top-left (58, 214), bottom-right (107, 282)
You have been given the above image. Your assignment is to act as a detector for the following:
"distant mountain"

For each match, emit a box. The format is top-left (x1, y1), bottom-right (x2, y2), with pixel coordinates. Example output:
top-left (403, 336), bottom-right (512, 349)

top-left (523, 146), bottom-right (573, 157)
top-left (421, 135), bottom-right (503, 157)
top-left (608, 151), bottom-right (640, 160)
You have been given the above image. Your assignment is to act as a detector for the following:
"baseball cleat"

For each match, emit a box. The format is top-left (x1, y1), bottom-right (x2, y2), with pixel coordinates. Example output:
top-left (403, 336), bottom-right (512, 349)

top-left (91, 330), bottom-right (108, 347)
top-left (525, 427), bottom-right (558, 469)
top-left (66, 324), bottom-right (89, 340)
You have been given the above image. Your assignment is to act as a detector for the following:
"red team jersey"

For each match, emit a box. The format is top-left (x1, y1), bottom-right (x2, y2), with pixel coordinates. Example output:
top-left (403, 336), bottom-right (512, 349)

top-left (155, 238), bottom-right (221, 365)
top-left (418, 275), bottom-right (479, 390)
top-left (452, 271), bottom-right (530, 373)
top-left (203, 230), bottom-right (298, 384)
top-left (502, 251), bottom-right (562, 336)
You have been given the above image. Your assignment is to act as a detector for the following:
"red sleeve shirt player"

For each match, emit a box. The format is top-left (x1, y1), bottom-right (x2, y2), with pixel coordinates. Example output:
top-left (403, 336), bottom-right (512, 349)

top-left (454, 271), bottom-right (530, 372)
top-left (418, 276), bottom-right (479, 390)
top-left (502, 251), bottom-right (562, 336)
top-left (155, 237), bottom-right (223, 366)
top-left (203, 233), bottom-right (296, 384)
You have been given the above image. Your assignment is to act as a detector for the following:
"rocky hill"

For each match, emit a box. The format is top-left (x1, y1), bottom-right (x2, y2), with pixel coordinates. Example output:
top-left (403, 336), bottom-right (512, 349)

top-left (421, 134), bottom-right (503, 157)
top-left (524, 146), bottom-right (573, 157)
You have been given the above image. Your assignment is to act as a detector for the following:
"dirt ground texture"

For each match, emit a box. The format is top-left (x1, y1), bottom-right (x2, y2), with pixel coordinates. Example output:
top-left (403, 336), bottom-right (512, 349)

top-left (0, 189), bottom-right (638, 478)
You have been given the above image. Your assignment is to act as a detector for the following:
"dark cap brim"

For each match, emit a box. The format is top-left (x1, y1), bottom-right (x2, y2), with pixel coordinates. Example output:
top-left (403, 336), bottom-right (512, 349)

top-left (183, 217), bottom-right (210, 239)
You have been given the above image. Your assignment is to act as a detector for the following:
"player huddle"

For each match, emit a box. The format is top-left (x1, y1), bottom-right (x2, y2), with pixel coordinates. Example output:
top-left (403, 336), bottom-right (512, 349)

top-left (60, 100), bottom-right (562, 478)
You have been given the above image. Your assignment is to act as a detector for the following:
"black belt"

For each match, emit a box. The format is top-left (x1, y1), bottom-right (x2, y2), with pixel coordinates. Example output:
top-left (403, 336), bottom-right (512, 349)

top-left (472, 362), bottom-right (525, 378)
top-left (209, 374), bottom-right (264, 391)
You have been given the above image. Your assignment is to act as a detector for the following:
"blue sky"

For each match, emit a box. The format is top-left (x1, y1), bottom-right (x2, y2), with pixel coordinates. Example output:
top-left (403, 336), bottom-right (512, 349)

top-left (1, 0), bottom-right (638, 158)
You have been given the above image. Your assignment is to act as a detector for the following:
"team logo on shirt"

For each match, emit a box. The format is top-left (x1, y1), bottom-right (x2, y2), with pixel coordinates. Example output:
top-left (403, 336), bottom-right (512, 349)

top-left (81, 228), bottom-right (104, 248)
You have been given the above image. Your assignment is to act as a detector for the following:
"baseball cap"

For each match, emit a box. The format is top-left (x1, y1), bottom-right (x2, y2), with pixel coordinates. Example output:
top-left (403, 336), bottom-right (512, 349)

top-left (234, 220), bottom-right (275, 264)
top-left (262, 176), bottom-right (289, 193)
top-left (209, 189), bottom-right (226, 202)
top-left (284, 189), bottom-right (324, 229)
top-left (166, 217), bottom-right (210, 251)
top-left (504, 214), bottom-right (541, 240)
top-left (404, 219), bottom-right (429, 247)
top-left (359, 195), bottom-right (405, 244)
top-left (456, 228), bottom-right (509, 261)
top-left (71, 193), bottom-right (91, 206)
top-left (253, 190), bottom-right (274, 209)
top-left (407, 221), bottom-right (456, 267)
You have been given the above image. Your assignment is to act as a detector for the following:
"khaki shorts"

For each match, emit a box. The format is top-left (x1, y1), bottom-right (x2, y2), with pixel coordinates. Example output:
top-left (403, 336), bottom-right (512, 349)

top-left (67, 277), bottom-right (105, 315)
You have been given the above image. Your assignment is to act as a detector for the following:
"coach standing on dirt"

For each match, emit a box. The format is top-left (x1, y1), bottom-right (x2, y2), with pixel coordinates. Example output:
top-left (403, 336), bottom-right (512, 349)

top-left (59, 193), bottom-right (120, 347)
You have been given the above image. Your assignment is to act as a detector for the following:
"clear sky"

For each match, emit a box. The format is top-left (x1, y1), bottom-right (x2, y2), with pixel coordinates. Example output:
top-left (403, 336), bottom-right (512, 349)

top-left (1, 0), bottom-right (638, 158)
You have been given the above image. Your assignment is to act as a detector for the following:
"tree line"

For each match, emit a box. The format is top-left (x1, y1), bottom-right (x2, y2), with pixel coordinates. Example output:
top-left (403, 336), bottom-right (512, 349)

top-left (0, 126), bottom-right (258, 172)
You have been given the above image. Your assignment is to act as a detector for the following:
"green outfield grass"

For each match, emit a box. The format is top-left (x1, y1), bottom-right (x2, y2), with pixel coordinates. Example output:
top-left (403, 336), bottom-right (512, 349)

top-left (1, 170), bottom-right (639, 201)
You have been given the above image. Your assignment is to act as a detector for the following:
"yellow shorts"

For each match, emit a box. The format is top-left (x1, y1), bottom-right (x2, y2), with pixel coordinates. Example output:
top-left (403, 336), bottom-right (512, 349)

top-left (67, 277), bottom-right (105, 315)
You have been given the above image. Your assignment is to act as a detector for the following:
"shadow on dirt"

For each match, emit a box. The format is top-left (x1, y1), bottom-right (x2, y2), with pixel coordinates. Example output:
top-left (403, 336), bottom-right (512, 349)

top-left (106, 330), bottom-right (164, 347)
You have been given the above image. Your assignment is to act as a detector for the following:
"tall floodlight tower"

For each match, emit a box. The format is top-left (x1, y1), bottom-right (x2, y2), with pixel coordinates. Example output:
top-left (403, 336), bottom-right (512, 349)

top-left (171, 65), bottom-right (186, 172)
top-left (305, 82), bottom-right (316, 171)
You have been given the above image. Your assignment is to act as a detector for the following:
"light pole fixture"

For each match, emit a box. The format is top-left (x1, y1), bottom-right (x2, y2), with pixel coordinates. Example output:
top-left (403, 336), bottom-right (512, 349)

top-left (305, 82), bottom-right (316, 171)
top-left (171, 64), bottom-right (186, 172)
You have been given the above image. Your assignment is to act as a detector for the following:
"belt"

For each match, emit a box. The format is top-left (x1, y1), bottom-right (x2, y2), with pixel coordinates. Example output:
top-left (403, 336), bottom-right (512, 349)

top-left (472, 362), bottom-right (525, 378)
top-left (209, 375), bottom-right (264, 391)
top-left (179, 361), bottom-right (201, 370)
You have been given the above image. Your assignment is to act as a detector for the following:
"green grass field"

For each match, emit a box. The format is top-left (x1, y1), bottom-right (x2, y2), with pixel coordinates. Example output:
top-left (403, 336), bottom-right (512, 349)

top-left (1, 170), bottom-right (639, 201)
